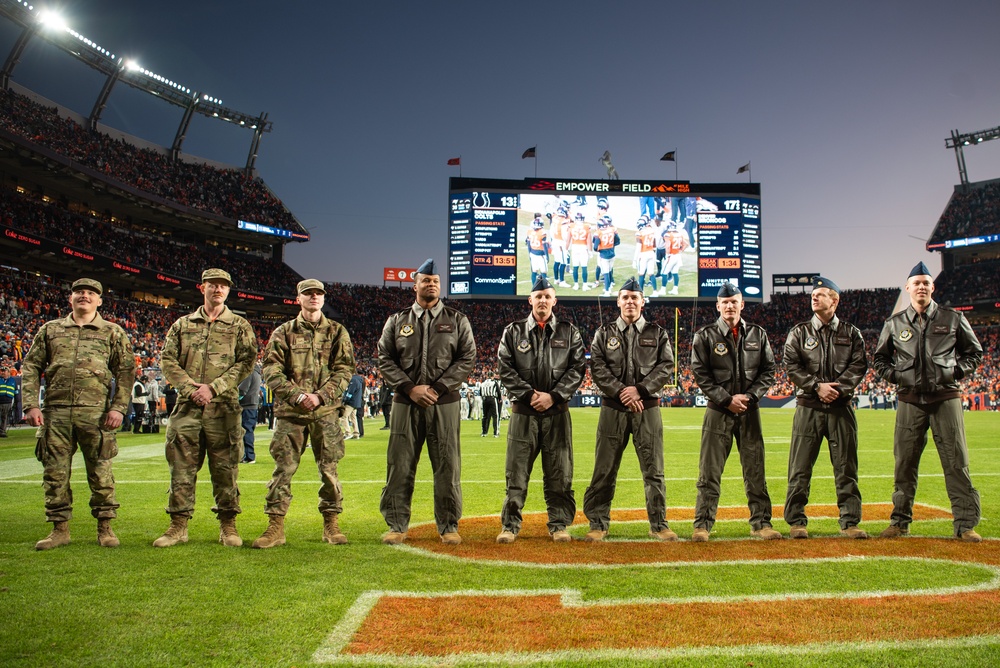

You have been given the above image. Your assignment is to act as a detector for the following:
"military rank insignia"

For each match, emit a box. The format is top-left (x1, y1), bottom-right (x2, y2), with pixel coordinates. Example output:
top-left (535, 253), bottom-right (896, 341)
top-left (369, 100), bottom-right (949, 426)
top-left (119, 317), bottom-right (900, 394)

top-left (607, 336), bottom-right (621, 351)
top-left (898, 329), bottom-right (913, 342)
top-left (517, 339), bottom-right (531, 353)
top-left (713, 342), bottom-right (728, 356)
top-left (400, 324), bottom-right (414, 337)
top-left (803, 336), bottom-right (818, 351)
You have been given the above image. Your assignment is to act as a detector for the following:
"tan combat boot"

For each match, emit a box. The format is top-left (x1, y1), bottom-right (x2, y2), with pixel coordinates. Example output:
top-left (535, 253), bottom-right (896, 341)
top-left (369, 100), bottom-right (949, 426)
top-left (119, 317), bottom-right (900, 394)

top-left (153, 516), bottom-right (189, 547)
top-left (252, 515), bottom-right (286, 549)
top-left (322, 513), bottom-right (348, 545)
top-left (219, 515), bottom-right (243, 547)
top-left (97, 519), bottom-right (120, 547)
top-left (35, 521), bottom-right (71, 551)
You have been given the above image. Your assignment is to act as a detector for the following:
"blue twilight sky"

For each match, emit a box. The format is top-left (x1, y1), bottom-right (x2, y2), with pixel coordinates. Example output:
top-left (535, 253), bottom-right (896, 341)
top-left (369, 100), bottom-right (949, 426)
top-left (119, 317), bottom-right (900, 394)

top-left (2, 1), bottom-right (1000, 293)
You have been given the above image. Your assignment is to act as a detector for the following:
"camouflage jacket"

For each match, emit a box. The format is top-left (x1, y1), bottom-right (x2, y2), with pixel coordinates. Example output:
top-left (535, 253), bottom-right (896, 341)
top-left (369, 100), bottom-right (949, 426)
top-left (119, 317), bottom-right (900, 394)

top-left (262, 313), bottom-right (355, 419)
top-left (160, 305), bottom-right (258, 413)
top-left (377, 300), bottom-right (476, 405)
top-left (21, 312), bottom-right (135, 414)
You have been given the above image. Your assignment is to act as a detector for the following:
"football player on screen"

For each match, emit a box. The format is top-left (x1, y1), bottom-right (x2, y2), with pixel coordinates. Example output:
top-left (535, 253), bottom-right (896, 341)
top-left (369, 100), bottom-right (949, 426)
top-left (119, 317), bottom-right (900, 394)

top-left (593, 215), bottom-right (621, 297)
top-left (594, 197), bottom-right (610, 286)
top-left (633, 216), bottom-right (659, 296)
top-left (568, 212), bottom-right (594, 290)
top-left (658, 221), bottom-right (690, 296)
top-left (549, 204), bottom-right (571, 286)
top-left (525, 214), bottom-right (551, 286)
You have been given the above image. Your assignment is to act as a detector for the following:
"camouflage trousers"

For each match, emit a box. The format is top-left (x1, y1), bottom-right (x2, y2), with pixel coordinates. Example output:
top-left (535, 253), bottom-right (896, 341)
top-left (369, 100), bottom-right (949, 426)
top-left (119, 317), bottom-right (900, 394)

top-left (164, 403), bottom-right (243, 519)
top-left (35, 406), bottom-right (120, 522)
top-left (264, 412), bottom-right (346, 516)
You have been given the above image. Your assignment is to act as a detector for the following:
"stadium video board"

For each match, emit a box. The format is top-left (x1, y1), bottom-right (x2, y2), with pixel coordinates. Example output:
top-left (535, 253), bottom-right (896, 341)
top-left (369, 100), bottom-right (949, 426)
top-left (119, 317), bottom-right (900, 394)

top-left (448, 177), bottom-right (762, 301)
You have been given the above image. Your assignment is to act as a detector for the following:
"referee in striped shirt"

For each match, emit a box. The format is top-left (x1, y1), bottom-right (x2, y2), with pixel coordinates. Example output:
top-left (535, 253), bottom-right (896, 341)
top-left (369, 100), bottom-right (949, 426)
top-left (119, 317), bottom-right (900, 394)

top-left (480, 375), bottom-right (502, 437)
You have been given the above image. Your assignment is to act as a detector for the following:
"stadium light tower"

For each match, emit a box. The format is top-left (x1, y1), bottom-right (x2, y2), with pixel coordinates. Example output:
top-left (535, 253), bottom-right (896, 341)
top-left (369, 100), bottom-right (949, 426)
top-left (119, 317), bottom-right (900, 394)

top-left (0, 0), bottom-right (273, 172)
top-left (945, 125), bottom-right (1000, 187)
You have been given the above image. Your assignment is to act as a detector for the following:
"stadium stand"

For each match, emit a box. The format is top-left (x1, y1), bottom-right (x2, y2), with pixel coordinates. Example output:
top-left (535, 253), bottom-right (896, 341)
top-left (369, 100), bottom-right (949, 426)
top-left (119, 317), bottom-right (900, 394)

top-left (0, 88), bottom-right (303, 234)
top-left (0, 186), bottom-right (302, 295)
top-left (928, 179), bottom-right (1000, 246)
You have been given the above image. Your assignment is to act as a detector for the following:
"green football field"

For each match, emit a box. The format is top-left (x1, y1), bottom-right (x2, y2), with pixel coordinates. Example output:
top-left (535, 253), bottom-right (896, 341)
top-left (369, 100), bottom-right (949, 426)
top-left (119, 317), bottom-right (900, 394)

top-left (1, 408), bottom-right (998, 667)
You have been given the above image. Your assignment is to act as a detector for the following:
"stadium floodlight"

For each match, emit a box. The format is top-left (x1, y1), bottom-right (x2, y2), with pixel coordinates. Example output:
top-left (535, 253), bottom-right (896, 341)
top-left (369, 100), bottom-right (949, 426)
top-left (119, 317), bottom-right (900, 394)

top-left (36, 9), bottom-right (66, 32)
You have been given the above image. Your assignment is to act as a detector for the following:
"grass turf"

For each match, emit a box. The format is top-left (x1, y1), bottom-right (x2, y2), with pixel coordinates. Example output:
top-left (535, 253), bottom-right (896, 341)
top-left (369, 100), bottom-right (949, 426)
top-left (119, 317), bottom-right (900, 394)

top-left (0, 407), bottom-right (997, 666)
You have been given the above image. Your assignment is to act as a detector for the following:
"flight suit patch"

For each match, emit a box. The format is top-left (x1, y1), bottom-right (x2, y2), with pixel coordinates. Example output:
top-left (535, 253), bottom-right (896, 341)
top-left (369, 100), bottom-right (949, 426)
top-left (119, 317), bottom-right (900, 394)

top-left (607, 337), bottom-right (621, 351)
top-left (551, 338), bottom-right (568, 348)
top-left (517, 339), bottom-right (531, 353)
top-left (932, 325), bottom-right (949, 335)
top-left (639, 337), bottom-right (656, 347)
top-left (898, 329), bottom-right (913, 342)
top-left (803, 336), bottom-right (818, 351)
top-left (436, 323), bottom-right (454, 333)
top-left (400, 324), bottom-right (414, 337)
top-left (744, 341), bottom-right (760, 351)
top-left (713, 342), bottom-right (728, 356)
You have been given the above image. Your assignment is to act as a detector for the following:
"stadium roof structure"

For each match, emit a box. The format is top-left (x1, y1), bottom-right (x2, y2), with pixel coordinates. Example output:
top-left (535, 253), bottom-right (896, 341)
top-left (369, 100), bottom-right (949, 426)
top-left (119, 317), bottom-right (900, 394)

top-left (946, 125), bottom-right (1000, 187)
top-left (0, 0), bottom-right (271, 171)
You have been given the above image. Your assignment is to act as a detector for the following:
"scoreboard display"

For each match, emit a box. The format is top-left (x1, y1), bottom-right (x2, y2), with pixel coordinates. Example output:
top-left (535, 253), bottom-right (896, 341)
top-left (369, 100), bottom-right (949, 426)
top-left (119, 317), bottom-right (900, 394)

top-left (448, 177), bottom-right (762, 301)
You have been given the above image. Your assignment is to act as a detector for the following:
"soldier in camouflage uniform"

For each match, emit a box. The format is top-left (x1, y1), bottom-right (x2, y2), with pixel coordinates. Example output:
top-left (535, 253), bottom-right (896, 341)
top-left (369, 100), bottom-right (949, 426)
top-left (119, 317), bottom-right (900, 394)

top-left (153, 268), bottom-right (258, 548)
top-left (22, 278), bottom-right (135, 550)
top-left (252, 279), bottom-right (355, 548)
top-left (377, 259), bottom-right (476, 545)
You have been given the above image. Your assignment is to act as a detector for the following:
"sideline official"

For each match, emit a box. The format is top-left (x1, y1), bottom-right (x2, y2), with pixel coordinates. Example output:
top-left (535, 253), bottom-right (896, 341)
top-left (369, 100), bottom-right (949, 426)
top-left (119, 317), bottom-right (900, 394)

top-left (783, 276), bottom-right (869, 539)
top-left (873, 262), bottom-right (983, 542)
top-left (495, 277), bottom-right (585, 543)
top-left (377, 259), bottom-right (476, 545)
top-left (480, 374), bottom-right (502, 437)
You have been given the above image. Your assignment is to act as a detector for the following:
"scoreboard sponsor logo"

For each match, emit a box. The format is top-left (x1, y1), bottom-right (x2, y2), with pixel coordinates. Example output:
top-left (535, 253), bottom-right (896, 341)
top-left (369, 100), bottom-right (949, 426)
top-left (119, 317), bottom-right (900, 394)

top-left (384, 267), bottom-right (417, 282)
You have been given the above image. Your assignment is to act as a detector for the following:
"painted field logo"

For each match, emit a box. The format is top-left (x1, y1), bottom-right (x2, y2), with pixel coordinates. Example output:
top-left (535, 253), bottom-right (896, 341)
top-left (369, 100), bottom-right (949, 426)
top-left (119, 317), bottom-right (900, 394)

top-left (313, 504), bottom-right (1000, 665)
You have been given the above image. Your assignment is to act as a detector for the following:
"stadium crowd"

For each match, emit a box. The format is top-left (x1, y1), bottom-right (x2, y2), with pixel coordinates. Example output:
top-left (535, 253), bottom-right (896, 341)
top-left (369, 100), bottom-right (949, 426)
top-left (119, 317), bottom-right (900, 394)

top-left (0, 187), bottom-right (302, 295)
top-left (928, 180), bottom-right (1000, 246)
top-left (934, 257), bottom-right (1000, 306)
top-left (0, 88), bottom-right (302, 233)
top-left (2, 271), bottom-right (998, 423)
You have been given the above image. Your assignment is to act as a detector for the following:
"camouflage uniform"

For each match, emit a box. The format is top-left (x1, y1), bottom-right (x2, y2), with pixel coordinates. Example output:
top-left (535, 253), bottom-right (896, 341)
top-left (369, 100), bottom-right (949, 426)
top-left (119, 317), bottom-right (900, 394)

top-left (261, 313), bottom-right (355, 516)
top-left (377, 300), bottom-right (476, 535)
top-left (160, 305), bottom-right (257, 519)
top-left (21, 313), bottom-right (135, 522)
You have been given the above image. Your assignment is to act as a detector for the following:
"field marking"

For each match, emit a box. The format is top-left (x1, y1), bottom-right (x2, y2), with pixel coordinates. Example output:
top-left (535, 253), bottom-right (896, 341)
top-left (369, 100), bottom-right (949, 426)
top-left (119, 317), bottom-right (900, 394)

top-left (316, 633), bottom-right (1000, 666)
top-left (313, 573), bottom-right (1000, 665)
top-left (311, 508), bottom-right (1000, 663)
